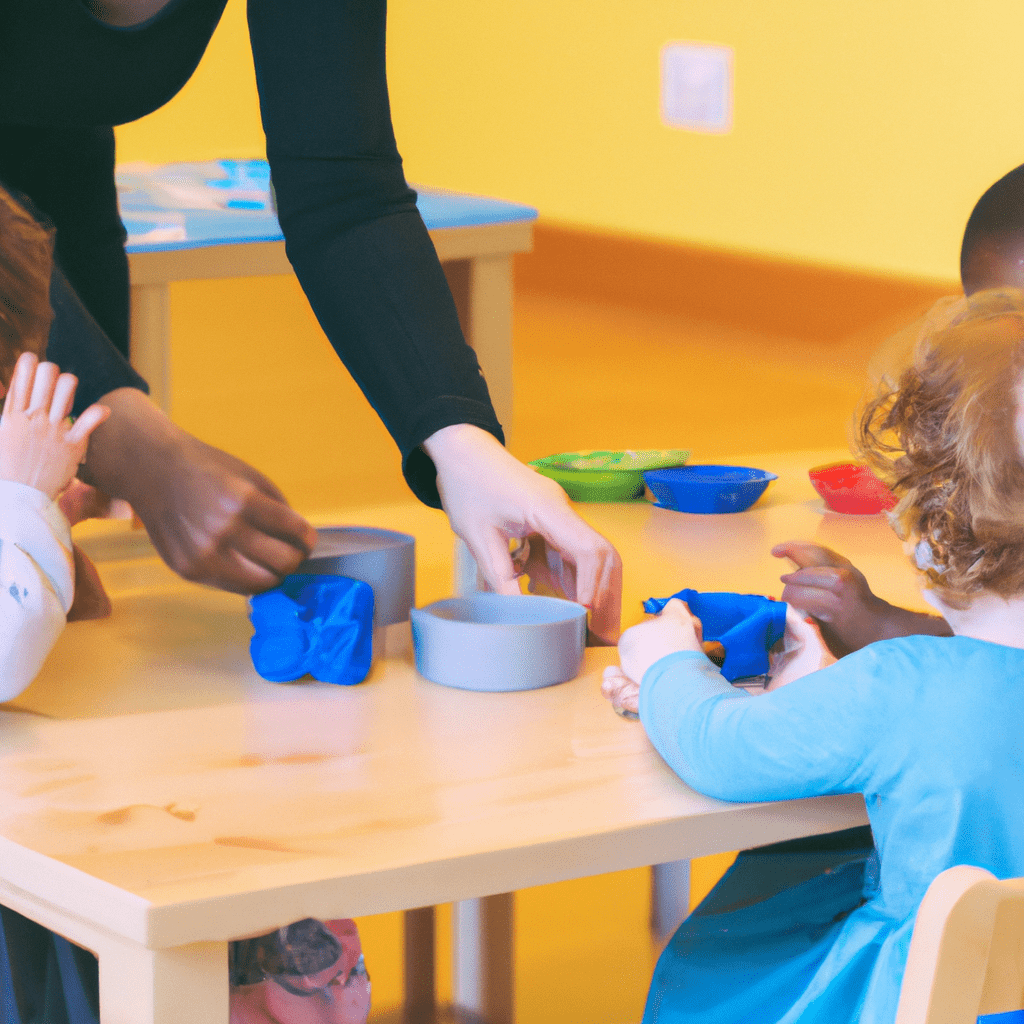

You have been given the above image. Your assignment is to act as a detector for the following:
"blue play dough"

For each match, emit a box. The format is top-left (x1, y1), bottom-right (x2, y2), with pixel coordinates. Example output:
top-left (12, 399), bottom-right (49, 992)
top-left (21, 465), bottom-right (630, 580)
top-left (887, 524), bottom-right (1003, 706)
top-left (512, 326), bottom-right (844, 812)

top-left (249, 574), bottom-right (375, 686)
top-left (642, 588), bottom-right (787, 681)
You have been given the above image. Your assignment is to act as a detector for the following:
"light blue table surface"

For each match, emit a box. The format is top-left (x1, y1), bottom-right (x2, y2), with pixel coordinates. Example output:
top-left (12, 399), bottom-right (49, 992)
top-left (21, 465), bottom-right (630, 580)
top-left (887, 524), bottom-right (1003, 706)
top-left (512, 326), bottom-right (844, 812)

top-left (117, 159), bottom-right (537, 254)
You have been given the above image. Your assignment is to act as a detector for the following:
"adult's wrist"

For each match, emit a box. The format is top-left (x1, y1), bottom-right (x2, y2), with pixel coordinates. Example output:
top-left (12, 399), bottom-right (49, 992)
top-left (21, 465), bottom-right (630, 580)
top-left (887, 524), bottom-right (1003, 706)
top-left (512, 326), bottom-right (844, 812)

top-left (879, 603), bottom-right (953, 640)
top-left (79, 387), bottom-right (178, 505)
top-left (421, 422), bottom-right (504, 465)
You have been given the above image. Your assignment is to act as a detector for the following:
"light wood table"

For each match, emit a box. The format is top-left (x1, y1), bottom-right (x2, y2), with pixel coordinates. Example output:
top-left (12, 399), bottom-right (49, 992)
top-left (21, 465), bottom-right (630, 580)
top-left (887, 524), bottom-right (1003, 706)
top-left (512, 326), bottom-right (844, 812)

top-left (0, 452), bottom-right (927, 1023)
top-left (120, 165), bottom-right (536, 435)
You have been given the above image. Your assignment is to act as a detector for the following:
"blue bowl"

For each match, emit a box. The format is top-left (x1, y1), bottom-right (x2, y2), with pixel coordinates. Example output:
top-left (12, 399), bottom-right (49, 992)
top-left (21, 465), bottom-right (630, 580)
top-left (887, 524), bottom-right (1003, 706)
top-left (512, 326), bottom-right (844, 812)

top-left (643, 465), bottom-right (777, 514)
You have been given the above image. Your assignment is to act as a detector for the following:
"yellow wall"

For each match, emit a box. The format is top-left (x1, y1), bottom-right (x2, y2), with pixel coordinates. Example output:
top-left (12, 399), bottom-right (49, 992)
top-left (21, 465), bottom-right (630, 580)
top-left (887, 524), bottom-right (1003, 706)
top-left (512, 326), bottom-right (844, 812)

top-left (120, 0), bottom-right (1024, 281)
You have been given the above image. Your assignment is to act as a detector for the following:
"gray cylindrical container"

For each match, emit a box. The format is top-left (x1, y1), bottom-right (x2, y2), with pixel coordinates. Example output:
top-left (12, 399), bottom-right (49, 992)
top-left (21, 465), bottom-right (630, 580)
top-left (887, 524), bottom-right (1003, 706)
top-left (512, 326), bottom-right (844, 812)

top-left (299, 527), bottom-right (416, 627)
top-left (411, 593), bottom-right (587, 692)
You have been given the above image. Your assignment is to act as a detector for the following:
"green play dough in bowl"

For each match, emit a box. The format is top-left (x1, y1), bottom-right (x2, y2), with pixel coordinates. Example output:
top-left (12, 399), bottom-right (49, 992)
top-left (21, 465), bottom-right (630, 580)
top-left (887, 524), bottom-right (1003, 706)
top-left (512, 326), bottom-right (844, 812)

top-left (530, 449), bottom-right (690, 502)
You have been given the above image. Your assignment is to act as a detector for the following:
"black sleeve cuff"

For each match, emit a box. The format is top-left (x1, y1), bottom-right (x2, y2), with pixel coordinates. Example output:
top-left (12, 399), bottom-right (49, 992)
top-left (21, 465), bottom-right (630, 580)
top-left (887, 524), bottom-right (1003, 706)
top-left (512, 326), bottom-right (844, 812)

top-left (46, 262), bottom-right (149, 415)
top-left (401, 398), bottom-right (505, 508)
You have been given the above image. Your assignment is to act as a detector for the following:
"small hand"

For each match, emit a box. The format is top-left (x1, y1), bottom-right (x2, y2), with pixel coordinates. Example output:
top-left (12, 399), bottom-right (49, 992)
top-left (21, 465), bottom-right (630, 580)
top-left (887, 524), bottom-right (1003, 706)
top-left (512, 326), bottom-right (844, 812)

top-left (424, 425), bottom-right (623, 643)
top-left (58, 478), bottom-right (113, 524)
top-left (0, 353), bottom-right (109, 499)
top-left (771, 541), bottom-right (892, 656)
top-left (58, 479), bottom-right (116, 621)
top-left (601, 664), bottom-right (640, 718)
top-left (618, 598), bottom-right (704, 684)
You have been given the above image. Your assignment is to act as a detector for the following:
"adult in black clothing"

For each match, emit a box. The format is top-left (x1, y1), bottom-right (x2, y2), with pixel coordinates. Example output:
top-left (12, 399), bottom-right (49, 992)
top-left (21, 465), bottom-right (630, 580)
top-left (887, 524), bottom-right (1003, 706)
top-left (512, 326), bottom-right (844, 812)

top-left (0, 0), bottom-right (622, 642)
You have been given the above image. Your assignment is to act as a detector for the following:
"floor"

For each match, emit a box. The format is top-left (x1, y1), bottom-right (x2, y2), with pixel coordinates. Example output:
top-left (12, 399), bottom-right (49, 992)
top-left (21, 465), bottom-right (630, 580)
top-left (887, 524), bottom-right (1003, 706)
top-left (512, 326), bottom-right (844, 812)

top-left (163, 226), bottom-right (955, 1023)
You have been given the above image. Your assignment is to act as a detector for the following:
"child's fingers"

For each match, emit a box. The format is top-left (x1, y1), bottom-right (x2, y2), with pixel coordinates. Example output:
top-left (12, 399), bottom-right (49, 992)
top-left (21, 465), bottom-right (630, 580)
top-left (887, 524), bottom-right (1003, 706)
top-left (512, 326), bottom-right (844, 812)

top-left (778, 566), bottom-right (846, 593)
top-left (48, 373), bottom-right (78, 423)
top-left (601, 666), bottom-right (640, 717)
top-left (778, 581), bottom-right (842, 622)
top-left (66, 403), bottom-right (111, 445)
top-left (3, 351), bottom-right (38, 415)
top-left (27, 360), bottom-right (59, 415)
top-left (771, 541), bottom-right (852, 571)
top-left (601, 664), bottom-right (633, 695)
top-left (663, 598), bottom-right (704, 642)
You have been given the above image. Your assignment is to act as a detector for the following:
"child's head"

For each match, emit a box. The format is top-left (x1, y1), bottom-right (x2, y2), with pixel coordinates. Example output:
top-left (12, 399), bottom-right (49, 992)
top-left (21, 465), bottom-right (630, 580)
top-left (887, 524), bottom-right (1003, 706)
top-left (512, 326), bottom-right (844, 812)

top-left (961, 164), bottom-right (1024, 294)
top-left (0, 186), bottom-right (53, 388)
top-left (859, 289), bottom-right (1024, 608)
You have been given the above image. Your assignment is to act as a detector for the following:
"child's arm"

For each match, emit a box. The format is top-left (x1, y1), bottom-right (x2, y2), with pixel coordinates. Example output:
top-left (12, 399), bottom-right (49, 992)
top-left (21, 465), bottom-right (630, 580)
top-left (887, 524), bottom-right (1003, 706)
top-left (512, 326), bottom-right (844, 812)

top-left (0, 354), bottom-right (109, 700)
top-left (0, 481), bottom-right (75, 699)
top-left (772, 541), bottom-right (952, 656)
top-left (612, 601), bottom-right (890, 803)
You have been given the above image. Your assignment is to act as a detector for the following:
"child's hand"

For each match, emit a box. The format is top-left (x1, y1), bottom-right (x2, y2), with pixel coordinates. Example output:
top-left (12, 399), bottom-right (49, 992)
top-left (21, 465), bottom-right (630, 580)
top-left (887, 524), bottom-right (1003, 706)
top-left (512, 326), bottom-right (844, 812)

top-left (601, 664), bottom-right (640, 718)
top-left (0, 353), bottom-right (110, 500)
top-left (601, 598), bottom-right (703, 707)
top-left (772, 541), bottom-right (892, 657)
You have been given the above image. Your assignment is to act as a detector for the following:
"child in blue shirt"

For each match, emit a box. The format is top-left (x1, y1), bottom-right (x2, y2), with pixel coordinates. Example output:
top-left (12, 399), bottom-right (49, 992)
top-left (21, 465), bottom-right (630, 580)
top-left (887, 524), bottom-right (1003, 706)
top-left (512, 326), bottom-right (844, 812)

top-left (604, 287), bottom-right (1024, 1023)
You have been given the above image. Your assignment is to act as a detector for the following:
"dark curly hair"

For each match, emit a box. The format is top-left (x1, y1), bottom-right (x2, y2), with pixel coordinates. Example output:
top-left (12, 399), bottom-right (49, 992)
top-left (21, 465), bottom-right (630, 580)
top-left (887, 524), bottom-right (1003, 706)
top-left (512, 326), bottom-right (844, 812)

top-left (0, 185), bottom-right (53, 384)
top-left (858, 289), bottom-right (1024, 608)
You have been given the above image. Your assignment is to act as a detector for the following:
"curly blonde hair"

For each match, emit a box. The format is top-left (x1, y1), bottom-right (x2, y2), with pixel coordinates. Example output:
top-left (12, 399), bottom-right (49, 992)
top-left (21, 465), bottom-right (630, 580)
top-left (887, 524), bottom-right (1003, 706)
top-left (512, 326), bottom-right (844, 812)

top-left (858, 289), bottom-right (1024, 607)
top-left (0, 185), bottom-right (53, 384)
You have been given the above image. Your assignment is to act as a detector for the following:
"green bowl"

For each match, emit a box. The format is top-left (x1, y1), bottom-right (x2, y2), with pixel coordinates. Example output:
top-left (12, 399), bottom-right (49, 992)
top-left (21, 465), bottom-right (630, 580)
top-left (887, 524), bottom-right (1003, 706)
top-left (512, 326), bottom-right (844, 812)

top-left (530, 449), bottom-right (690, 502)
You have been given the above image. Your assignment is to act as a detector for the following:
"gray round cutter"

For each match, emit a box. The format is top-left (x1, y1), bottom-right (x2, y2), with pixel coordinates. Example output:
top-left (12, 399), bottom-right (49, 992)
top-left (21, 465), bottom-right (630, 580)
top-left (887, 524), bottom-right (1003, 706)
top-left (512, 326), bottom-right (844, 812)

top-left (299, 527), bottom-right (415, 627)
top-left (411, 593), bottom-right (587, 692)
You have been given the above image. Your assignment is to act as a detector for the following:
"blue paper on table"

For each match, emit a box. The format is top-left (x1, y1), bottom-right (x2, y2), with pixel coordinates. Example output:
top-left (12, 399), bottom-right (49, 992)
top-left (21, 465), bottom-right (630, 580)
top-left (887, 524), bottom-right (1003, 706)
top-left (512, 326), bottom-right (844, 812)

top-left (642, 588), bottom-right (787, 681)
top-left (249, 574), bottom-right (374, 686)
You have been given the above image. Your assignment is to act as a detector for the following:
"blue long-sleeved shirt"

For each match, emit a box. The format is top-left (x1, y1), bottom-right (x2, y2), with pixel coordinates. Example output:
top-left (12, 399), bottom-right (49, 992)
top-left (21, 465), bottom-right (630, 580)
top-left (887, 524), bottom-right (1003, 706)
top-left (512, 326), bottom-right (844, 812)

top-left (639, 637), bottom-right (1024, 1023)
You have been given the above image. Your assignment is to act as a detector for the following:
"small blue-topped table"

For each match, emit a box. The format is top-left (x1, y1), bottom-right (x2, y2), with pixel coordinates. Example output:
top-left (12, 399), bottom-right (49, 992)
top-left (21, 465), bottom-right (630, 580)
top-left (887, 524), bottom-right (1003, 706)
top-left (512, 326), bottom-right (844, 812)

top-left (117, 160), bottom-right (538, 434)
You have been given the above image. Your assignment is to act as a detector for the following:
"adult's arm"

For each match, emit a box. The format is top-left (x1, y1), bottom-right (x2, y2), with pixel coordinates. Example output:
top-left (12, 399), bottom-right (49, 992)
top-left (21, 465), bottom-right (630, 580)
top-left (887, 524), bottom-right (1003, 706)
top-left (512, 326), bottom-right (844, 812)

top-left (40, 258), bottom-right (317, 593)
top-left (248, 0), bottom-right (504, 507)
top-left (637, 643), bottom-right (898, 803)
top-left (247, 0), bottom-right (623, 639)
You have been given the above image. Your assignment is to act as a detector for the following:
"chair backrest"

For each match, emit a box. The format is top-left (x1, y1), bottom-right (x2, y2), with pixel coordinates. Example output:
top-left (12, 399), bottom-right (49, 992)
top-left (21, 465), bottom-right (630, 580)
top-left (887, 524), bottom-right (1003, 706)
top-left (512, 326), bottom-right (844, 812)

top-left (896, 865), bottom-right (1024, 1024)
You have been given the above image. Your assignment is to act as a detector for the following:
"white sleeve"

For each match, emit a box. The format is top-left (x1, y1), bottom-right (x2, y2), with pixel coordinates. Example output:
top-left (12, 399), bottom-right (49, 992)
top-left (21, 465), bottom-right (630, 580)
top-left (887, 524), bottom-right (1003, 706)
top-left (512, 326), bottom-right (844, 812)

top-left (0, 481), bottom-right (74, 702)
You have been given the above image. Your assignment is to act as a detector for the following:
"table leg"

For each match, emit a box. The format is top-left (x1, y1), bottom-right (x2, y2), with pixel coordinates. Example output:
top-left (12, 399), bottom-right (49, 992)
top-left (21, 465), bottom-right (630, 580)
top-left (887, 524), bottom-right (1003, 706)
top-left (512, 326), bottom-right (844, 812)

top-left (650, 860), bottom-right (691, 945)
top-left (452, 894), bottom-right (514, 1024)
top-left (441, 258), bottom-right (515, 442)
top-left (129, 282), bottom-right (172, 415)
top-left (404, 906), bottom-right (436, 1023)
top-left (94, 933), bottom-right (228, 1024)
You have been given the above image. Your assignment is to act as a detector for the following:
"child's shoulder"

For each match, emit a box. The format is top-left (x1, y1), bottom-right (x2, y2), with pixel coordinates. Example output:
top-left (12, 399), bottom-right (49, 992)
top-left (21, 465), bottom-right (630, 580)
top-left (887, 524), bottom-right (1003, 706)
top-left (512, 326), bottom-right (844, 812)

top-left (840, 632), bottom-right (1024, 688)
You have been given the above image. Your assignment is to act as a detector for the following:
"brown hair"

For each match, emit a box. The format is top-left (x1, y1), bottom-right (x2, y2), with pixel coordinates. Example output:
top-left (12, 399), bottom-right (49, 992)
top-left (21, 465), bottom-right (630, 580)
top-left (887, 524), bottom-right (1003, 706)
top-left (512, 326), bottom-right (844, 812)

top-left (0, 186), bottom-right (53, 384)
top-left (858, 289), bottom-right (1024, 606)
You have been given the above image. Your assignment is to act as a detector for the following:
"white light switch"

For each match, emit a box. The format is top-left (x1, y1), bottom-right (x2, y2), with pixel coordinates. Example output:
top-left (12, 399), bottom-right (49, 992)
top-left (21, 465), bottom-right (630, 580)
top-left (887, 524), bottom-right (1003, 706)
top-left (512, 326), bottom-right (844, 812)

top-left (661, 42), bottom-right (733, 134)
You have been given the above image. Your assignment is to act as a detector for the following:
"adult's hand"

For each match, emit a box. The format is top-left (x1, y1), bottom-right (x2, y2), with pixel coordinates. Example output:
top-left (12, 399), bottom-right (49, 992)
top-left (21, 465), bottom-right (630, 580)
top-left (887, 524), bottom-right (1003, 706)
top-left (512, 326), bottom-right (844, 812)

top-left (772, 541), bottom-right (951, 656)
top-left (422, 424), bottom-right (622, 644)
top-left (81, 388), bottom-right (317, 594)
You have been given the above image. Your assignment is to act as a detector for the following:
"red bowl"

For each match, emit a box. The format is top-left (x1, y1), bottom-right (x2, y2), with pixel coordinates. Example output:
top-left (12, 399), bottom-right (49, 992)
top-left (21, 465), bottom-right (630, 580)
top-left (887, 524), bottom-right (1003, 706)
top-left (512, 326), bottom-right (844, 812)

top-left (808, 462), bottom-right (897, 515)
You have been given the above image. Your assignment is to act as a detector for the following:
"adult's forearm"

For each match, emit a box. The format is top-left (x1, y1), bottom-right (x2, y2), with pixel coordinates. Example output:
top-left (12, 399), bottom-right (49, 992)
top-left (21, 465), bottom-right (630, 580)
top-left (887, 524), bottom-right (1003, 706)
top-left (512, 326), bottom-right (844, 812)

top-left (875, 603), bottom-right (953, 641)
top-left (78, 387), bottom-right (175, 503)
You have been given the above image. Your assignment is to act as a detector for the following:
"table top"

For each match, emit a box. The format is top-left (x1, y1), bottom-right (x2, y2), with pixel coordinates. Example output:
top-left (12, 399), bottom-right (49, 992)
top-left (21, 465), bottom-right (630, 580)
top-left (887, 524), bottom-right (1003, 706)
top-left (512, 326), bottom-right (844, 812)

top-left (0, 450), bottom-right (922, 950)
top-left (116, 160), bottom-right (538, 254)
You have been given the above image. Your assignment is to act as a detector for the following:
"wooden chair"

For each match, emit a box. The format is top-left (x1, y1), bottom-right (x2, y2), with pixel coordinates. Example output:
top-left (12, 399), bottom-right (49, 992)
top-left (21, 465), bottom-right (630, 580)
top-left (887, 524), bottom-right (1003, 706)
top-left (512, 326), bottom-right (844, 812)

top-left (896, 865), bottom-right (1024, 1024)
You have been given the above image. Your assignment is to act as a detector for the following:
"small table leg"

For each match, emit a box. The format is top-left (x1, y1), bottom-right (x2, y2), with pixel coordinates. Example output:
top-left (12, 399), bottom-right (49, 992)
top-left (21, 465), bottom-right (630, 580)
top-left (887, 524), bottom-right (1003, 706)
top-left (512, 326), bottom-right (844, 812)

top-left (442, 257), bottom-right (515, 443)
top-left (129, 282), bottom-right (172, 414)
top-left (650, 860), bottom-right (691, 945)
top-left (95, 933), bottom-right (228, 1024)
top-left (452, 894), bottom-right (514, 1024)
top-left (404, 906), bottom-right (436, 1024)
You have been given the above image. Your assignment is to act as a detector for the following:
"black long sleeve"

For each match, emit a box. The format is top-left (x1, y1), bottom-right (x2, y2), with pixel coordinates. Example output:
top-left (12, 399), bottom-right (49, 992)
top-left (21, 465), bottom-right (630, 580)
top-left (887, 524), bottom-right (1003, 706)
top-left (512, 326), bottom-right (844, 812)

top-left (1, 0), bottom-right (505, 507)
top-left (248, 0), bottom-right (504, 505)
